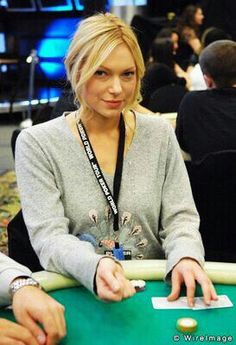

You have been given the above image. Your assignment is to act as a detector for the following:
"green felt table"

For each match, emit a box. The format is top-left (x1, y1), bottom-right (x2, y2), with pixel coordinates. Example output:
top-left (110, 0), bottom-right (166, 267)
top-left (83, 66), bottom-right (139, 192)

top-left (1, 281), bottom-right (236, 345)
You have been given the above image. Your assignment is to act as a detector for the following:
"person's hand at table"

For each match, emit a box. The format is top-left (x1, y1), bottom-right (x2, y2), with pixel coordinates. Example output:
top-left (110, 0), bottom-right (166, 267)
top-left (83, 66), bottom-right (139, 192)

top-left (167, 257), bottom-right (218, 307)
top-left (95, 257), bottom-right (136, 302)
top-left (12, 285), bottom-right (66, 345)
top-left (0, 318), bottom-right (42, 345)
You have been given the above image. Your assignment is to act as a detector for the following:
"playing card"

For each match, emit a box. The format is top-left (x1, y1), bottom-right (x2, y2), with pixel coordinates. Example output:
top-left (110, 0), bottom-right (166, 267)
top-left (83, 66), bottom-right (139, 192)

top-left (151, 295), bottom-right (233, 310)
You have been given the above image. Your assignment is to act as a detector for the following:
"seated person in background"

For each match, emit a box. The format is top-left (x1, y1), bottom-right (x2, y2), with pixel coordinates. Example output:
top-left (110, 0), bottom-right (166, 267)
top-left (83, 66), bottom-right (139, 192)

top-left (188, 27), bottom-right (231, 91)
top-left (0, 252), bottom-right (65, 345)
top-left (176, 5), bottom-right (204, 69)
top-left (141, 37), bottom-right (189, 107)
top-left (147, 83), bottom-right (187, 115)
top-left (176, 40), bottom-right (236, 162)
top-left (15, 13), bottom-right (216, 307)
top-left (156, 27), bottom-right (180, 55)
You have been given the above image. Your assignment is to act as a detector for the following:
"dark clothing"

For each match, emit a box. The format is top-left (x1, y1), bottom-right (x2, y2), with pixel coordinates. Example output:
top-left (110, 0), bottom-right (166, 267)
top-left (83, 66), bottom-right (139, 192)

top-left (141, 62), bottom-right (185, 107)
top-left (176, 87), bottom-right (236, 162)
top-left (148, 84), bottom-right (187, 113)
top-left (201, 0), bottom-right (236, 41)
top-left (51, 87), bottom-right (77, 119)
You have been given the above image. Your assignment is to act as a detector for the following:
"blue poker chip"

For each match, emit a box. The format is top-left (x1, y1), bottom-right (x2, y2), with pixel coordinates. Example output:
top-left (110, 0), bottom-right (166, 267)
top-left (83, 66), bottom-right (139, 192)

top-left (131, 279), bottom-right (146, 292)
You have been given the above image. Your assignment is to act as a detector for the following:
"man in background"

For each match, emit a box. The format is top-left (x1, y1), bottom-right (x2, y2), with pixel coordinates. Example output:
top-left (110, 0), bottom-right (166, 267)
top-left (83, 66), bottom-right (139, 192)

top-left (176, 40), bottom-right (236, 162)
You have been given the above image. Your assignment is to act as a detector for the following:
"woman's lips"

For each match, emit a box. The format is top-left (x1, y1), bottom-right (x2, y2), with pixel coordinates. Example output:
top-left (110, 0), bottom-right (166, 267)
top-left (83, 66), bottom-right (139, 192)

top-left (103, 100), bottom-right (123, 108)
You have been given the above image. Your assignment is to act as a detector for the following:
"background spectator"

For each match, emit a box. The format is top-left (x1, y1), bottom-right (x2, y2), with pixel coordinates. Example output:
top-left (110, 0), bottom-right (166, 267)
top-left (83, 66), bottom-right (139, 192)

top-left (176, 40), bottom-right (236, 162)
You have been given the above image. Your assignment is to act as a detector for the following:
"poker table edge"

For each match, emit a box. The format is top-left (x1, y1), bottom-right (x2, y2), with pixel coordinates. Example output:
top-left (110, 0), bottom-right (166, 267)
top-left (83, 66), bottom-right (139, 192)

top-left (32, 260), bottom-right (236, 292)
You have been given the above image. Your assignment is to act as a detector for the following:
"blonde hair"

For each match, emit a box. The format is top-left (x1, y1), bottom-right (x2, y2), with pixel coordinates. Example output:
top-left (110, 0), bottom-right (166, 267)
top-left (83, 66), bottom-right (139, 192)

top-left (65, 12), bottom-right (145, 113)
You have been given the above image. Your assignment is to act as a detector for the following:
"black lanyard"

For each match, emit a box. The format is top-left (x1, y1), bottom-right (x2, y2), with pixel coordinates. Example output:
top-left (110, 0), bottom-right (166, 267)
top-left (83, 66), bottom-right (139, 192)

top-left (77, 114), bottom-right (125, 234)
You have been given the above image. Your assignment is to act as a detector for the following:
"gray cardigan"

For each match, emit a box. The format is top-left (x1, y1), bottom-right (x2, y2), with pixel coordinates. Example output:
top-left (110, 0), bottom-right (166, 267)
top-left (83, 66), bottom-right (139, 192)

top-left (15, 112), bottom-right (204, 293)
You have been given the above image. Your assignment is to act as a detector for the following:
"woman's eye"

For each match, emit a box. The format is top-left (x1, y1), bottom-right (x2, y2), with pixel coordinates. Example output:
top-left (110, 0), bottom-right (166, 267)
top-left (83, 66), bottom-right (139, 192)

top-left (123, 71), bottom-right (135, 78)
top-left (95, 70), bottom-right (107, 77)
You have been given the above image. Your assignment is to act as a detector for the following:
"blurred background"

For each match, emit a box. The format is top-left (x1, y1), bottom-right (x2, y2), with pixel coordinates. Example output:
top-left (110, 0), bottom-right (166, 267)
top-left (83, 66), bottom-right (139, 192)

top-left (0, 0), bottom-right (235, 108)
top-left (0, 0), bottom-right (235, 172)
top-left (0, 0), bottom-right (236, 256)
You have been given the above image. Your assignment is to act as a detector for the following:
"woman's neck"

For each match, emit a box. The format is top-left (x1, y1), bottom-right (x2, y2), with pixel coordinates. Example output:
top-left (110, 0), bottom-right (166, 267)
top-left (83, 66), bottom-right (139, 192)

top-left (79, 110), bottom-right (121, 135)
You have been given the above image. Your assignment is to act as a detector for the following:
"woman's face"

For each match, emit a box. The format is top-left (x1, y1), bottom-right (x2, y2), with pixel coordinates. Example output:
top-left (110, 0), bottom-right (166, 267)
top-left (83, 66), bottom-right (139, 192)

top-left (81, 43), bottom-right (137, 120)
top-left (194, 8), bottom-right (204, 26)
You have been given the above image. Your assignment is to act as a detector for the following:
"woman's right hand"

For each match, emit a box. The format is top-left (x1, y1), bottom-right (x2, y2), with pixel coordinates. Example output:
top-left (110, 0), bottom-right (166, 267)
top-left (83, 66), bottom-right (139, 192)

top-left (0, 318), bottom-right (40, 345)
top-left (95, 257), bottom-right (136, 301)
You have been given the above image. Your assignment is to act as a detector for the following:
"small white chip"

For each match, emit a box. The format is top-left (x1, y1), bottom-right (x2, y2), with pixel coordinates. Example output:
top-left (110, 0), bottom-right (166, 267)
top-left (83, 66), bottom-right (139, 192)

top-left (130, 279), bottom-right (146, 291)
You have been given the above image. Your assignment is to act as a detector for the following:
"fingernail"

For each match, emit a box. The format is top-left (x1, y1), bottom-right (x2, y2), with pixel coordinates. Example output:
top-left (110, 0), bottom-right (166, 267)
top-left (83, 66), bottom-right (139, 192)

top-left (37, 334), bottom-right (46, 345)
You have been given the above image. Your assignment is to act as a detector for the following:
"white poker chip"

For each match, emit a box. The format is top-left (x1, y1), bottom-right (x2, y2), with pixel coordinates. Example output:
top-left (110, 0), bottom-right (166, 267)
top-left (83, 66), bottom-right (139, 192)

top-left (176, 318), bottom-right (198, 333)
top-left (130, 279), bottom-right (146, 291)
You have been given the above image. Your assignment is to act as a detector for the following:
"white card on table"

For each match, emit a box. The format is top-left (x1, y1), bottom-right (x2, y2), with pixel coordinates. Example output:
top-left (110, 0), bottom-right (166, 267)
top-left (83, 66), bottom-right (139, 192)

top-left (151, 295), bottom-right (233, 310)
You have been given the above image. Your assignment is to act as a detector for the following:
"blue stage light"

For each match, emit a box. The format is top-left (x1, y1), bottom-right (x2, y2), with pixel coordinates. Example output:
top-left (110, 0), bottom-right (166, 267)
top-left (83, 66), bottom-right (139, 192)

top-left (37, 86), bottom-right (61, 100)
top-left (73, 0), bottom-right (83, 11)
top-left (39, 62), bottom-right (66, 78)
top-left (37, 18), bottom-right (80, 79)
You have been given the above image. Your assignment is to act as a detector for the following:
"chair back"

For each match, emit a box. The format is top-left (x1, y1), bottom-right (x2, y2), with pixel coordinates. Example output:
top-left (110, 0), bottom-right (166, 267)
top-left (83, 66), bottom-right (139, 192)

top-left (185, 150), bottom-right (236, 262)
top-left (148, 84), bottom-right (187, 113)
top-left (7, 210), bottom-right (43, 272)
top-left (11, 129), bottom-right (21, 159)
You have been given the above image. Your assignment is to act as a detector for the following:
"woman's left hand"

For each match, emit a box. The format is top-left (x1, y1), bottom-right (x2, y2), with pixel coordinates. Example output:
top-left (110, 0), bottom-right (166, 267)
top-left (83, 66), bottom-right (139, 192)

top-left (167, 258), bottom-right (218, 307)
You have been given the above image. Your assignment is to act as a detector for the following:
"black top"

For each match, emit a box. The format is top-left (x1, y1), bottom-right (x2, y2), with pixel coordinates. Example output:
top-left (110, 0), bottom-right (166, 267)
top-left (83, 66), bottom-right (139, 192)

top-left (148, 84), bottom-right (187, 113)
top-left (175, 87), bottom-right (236, 162)
top-left (51, 85), bottom-right (77, 119)
top-left (141, 62), bottom-right (185, 107)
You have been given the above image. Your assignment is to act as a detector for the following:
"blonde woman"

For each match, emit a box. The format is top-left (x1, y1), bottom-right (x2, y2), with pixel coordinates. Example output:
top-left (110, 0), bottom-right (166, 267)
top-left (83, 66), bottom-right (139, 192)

top-left (15, 13), bottom-right (217, 306)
